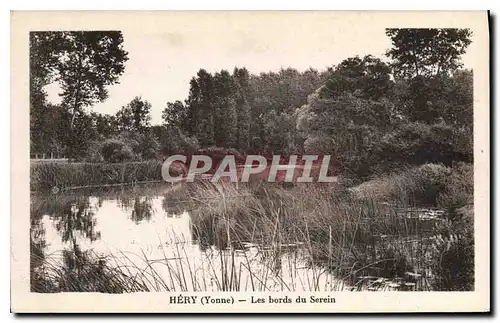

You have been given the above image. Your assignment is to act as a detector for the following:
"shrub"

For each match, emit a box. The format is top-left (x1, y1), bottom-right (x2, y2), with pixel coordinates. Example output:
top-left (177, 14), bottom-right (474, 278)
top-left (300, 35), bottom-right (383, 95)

top-left (139, 134), bottom-right (161, 160)
top-left (155, 126), bottom-right (200, 156)
top-left (85, 140), bottom-right (104, 163)
top-left (100, 139), bottom-right (136, 163)
top-left (437, 162), bottom-right (474, 212)
top-left (404, 163), bottom-right (451, 205)
top-left (352, 163), bottom-right (451, 206)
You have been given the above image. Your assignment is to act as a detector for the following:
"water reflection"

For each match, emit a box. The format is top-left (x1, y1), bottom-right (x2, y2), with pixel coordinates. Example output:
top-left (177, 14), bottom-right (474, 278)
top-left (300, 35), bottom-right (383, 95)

top-left (56, 199), bottom-right (101, 242)
top-left (119, 197), bottom-right (153, 223)
top-left (30, 219), bottom-right (48, 291)
top-left (30, 185), bottom-right (343, 293)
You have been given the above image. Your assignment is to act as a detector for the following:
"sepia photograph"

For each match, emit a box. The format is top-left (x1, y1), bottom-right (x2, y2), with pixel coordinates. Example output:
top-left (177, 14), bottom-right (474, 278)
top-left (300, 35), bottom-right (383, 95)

top-left (11, 10), bottom-right (490, 313)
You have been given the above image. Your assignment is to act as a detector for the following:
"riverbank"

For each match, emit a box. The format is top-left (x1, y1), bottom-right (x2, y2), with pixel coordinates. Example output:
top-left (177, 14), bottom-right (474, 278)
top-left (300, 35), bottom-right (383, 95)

top-left (30, 162), bottom-right (474, 292)
top-left (30, 160), bottom-right (163, 192)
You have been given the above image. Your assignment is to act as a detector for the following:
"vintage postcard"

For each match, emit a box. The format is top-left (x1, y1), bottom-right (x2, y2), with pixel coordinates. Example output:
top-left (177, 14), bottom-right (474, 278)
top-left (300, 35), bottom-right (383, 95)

top-left (11, 11), bottom-right (490, 313)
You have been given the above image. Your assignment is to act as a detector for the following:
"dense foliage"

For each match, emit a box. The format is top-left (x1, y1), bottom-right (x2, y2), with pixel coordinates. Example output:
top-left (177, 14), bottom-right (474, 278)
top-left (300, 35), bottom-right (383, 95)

top-left (30, 28), bottom-right (473, 182)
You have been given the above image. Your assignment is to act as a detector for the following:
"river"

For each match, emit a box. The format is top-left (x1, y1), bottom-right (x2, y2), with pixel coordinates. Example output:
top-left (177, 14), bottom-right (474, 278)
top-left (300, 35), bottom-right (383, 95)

top-left (30, 183), bottom-right (345, 292)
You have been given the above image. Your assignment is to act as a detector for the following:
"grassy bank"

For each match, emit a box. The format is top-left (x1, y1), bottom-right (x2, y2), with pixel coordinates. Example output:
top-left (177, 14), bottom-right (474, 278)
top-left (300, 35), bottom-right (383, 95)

top-left (30, 160), bottom-right (163, 192)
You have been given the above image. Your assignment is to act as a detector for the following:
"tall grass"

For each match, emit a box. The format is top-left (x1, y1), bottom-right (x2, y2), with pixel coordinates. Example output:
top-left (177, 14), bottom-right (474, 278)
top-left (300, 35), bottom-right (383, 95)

top-left (185, 182), bottom-right (436, 289)
top-left (31, 224), bottom-right (346, 293)
top-left (30, 160), bottom-right (163, 192)
top-left (30, 240), bottom-right (150, 293)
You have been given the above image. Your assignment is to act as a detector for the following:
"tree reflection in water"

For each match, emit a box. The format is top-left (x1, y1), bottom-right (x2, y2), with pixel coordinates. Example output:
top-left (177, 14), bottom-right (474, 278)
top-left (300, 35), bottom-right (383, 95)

top-left (56, 238), bottom-right (108, 292)
top-left (30, 219), bottom-right (51, 292)
top-left (119, 196), bottom-right (153, 223)
top-left (30, 196), bottom-right (104, 292)
top-left (54, 198), bottom-right (101, 243)
top-left (30, 195), bottom-right (147, 293)
top-left (161, 194), bottom-right (190, 216)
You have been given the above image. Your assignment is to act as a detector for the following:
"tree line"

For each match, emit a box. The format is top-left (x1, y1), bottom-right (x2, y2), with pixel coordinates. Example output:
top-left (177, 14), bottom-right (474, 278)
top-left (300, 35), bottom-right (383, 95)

top-left (30, 28), bottom-right (473, 180)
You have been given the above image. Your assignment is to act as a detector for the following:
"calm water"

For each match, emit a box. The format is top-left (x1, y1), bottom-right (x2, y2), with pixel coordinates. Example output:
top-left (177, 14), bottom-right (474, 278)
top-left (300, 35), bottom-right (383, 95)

top-left (30, 184), bottom-right (344, 292)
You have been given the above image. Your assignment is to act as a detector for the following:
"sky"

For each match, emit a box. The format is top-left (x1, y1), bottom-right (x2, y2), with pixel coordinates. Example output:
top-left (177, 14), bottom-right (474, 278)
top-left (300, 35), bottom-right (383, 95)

top-left (45, 13), bottom-right (477, 125)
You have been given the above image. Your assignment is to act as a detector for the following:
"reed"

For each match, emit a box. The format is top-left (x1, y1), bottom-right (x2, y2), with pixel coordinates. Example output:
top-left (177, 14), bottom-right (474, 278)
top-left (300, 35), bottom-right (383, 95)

top-left (30, 160), bottom-right (163, 192)
top-left (31, 163), bottom-right (474, 292)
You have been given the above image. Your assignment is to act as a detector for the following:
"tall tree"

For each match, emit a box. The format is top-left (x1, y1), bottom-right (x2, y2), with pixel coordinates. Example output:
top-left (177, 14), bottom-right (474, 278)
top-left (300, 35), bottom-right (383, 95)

top-left (247, 67), bottom-right (326, 153)
top-left (30, 32), bottom-right (67, 154)
top-left (162, 100), bottom-right (189, 130)
top-left (185, 69), bottom-right (215, 147)
top-left (29, 31), bottom-right (129, 158)
top-left (296, 56), bottom-right (397, 177)
top-left (55, 31), bottom-right (129, 128)
top-left (29, 32), bottom-right (63, 104)
top-left (213, 70), bottom-right (237, 148)
top-left (385, 28), bottom-right (472, 78)
top-left (116, 97), bottom-right (152, 133)
top-left (323, 55), bottom-right (393, 101)
top-left (90, 112), bottom-right (117, 138)
top-left (233, 67), bottom-right (251, 151)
